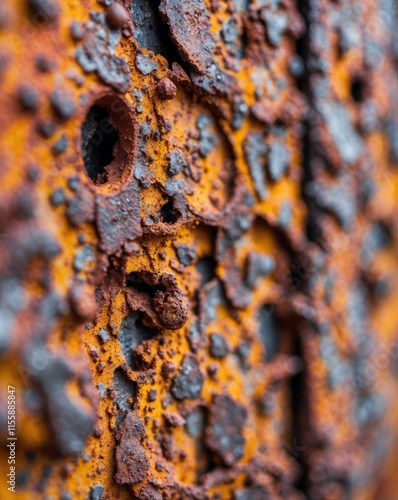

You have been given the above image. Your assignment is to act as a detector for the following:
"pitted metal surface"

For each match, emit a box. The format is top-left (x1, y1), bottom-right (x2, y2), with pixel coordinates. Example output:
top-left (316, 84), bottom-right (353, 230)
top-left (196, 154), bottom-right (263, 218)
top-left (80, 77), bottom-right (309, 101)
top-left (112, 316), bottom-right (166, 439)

top-left (1, 0), bottom-right (398, 499)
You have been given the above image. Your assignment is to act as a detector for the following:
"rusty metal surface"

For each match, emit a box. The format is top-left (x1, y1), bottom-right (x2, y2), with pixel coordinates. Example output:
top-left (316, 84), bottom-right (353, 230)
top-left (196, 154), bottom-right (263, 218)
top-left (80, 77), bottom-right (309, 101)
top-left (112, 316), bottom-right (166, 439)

top-left (1, 0), bottom-right (398, 499)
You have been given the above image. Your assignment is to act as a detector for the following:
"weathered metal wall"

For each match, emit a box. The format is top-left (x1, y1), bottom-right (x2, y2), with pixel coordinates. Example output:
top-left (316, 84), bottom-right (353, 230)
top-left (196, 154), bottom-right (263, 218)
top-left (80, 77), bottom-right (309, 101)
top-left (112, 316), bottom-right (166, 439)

top-left (1, 0), bottom-right (398, 498)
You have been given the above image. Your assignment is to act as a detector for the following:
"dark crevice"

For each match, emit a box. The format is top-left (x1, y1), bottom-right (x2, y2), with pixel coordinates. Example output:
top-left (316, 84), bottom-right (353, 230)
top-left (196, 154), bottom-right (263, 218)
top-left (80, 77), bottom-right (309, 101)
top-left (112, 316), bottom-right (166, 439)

top-left (126, 272), bottom-right (166, 298)
top-left (295, 0), bottom-right (322, 244)
top-left (289, 334), bottom-right (307, 492)
top-left (239, 23), bottom-right (249, 60)
top-left (295, 38), bottom-right (308, 94)
top-left (291, 0), bottom-right (312, 494)
top-left (131, 0), bottom-right (191, 73)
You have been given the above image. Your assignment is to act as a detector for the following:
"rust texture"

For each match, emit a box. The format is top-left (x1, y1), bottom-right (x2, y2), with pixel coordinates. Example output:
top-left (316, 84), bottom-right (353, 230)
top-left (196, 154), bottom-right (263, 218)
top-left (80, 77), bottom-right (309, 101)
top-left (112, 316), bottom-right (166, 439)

top-left (1, 0), bottom-right (398, 499)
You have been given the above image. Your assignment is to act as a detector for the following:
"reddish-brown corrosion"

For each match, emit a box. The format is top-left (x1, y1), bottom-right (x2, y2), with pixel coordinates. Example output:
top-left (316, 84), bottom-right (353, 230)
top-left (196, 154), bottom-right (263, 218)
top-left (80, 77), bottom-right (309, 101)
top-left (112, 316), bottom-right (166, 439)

top-left (1, 0), bottom-right (398, 499)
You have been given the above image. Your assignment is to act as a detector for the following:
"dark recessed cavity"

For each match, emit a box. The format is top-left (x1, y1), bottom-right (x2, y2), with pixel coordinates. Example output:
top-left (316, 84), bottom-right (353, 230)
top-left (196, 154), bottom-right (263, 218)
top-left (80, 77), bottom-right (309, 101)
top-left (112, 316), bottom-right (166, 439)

top-left (351, 77), bottom-right (364, 103)
top-left (82, 105), bottom-right (119, 184)
top-left (126, 272), bottom-right (166, 297)
top-left (81, 97), bottom-right (133, 186)
top-left (160, 200), bottom-right (179, 224)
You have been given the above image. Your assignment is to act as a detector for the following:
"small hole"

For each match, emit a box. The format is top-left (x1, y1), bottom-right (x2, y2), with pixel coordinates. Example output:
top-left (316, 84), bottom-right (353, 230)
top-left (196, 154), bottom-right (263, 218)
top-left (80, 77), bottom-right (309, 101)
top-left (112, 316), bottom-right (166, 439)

top-left (351, 78), bottom-right (364, 102)
top-left (82, 105), bottom-right (119, 184)
top-left (160, 200), bottom-right (179, 224)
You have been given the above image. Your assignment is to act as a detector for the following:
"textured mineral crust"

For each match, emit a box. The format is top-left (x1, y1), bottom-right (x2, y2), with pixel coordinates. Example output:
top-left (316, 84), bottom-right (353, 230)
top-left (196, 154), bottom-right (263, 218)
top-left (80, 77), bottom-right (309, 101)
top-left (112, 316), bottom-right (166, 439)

top-left (1, 0), bottom-right (398, 499)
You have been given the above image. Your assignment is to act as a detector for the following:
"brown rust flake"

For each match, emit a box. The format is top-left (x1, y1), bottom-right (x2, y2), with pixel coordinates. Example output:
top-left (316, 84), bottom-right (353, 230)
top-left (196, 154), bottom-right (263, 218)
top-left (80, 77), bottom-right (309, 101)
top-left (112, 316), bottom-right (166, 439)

top-left (114, 411), bottom-right (150, 485)
top-left (159, 0), bottom-right (215, 74)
